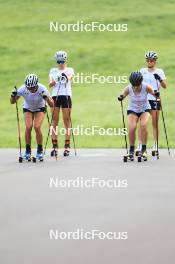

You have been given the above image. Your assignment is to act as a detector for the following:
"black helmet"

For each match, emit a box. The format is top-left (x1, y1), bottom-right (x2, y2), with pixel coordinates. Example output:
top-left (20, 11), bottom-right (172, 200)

top-left (129, 71), bottom-right (143, 86)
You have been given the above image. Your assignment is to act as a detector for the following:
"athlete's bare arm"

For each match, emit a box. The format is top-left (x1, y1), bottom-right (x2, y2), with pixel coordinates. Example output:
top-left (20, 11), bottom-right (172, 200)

top-left (146, 85), bottom-right (158, 97)
top-left (49, 77), bottom-right (56, 88)
top-left (10, 96), bottom-right (20, 104)
top-left (67, 74), bottom-right (74, 81)
top-left (47, 96), bottom-right (54, 107)
top-left (160, 79), bottom-right (167, 89)
top-left (121, 86), bottom-right (129, 98)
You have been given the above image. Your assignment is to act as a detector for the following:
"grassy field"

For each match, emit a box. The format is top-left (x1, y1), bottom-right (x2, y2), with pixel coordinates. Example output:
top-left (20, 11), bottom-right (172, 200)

top-left (0, 0), bottom-right (175, 148)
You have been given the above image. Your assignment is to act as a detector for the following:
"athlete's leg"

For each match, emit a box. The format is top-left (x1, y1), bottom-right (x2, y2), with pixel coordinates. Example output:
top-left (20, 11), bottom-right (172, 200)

top-left (136, 124), bottom-right (142, 150)
top-left (140, 112), bottom-right (150, 152)
top-left (34, 112), bottom-right (45, 146)
top-left (128, 113), bottom-right (139, 148)
top-left (51, 107), bottom-right (60, 145)
top-left (62, 107), bottom-right (71, 142)
top-left (150, 110), bottom-right (160, 148)
top-left (24, 112), bottom-right (33, 147)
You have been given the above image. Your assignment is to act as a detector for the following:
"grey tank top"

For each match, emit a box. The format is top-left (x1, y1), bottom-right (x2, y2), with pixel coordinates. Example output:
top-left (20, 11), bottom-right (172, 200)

top-left (128, 82), bottom-right (151, 113)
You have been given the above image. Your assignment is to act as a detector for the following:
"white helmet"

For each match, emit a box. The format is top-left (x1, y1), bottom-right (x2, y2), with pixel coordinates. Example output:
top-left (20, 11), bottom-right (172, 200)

top-left (145, 51), bottom-right (158, 60)
top-left (25, 74), bottom-right (38, 88)
top-left (54, 50), bottom-right (67, 63)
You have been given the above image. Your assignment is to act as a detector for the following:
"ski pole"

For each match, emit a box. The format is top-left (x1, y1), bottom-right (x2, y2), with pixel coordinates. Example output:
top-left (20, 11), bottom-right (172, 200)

top-left (120, 100), bottom-right (128, 154)
top-left (160, 100), bottom-right (170, 156)
top-left (44, 80), bottom-right (61, 159)
top-left (43, 94), bottom-right (51, 127)
top-left (155, 80), bottom-right (170, 156)
top-left (66, 95), bottom-right (77, 156)
top-left (14, 86), bottom-right (22, 158)
top-left (155, 93), bottom-right (159, 159)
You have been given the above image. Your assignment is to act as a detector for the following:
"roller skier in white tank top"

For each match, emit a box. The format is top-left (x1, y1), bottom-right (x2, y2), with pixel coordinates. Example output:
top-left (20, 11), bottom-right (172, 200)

top-left (10, 74), bottom-right (54, 161)
top-left (49, 50), bottom-right (74, 157)
top-left (136, 51), bottom-right (167, 156)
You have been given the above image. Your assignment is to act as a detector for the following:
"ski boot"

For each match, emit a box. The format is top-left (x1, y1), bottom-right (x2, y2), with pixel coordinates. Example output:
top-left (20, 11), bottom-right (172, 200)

top-left (138, 151), bottom-right (148, 162)
top-left (51, 148), bottom-right (58, 158)
top-left (33, 152), bottom-right (44, 163)
top-left (33, 146), bottom-right (44, 162)
top-left (63, 142), bottom-right (70, 157)
top-left (123, 151), bottom-right (134, 162)
top-left (135, 144), bottom-right (142, 157)
top-left (23, 151), bottom-right (31, 162)
top-left (51, 142), bottom-right (58, 158)
top-left (152, 149), bottom-right (159, 158)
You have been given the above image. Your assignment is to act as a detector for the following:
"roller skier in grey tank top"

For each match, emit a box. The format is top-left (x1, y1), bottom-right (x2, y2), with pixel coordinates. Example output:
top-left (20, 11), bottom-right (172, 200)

top-left (118, 71), bottom-right (159, 161)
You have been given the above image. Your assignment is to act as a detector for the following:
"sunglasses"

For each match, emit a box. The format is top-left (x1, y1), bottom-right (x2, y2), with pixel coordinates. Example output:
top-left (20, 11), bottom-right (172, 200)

top-left (146, 59), bottom-right (156, 62)
top-left (57, 61), bottom-right (66, 64)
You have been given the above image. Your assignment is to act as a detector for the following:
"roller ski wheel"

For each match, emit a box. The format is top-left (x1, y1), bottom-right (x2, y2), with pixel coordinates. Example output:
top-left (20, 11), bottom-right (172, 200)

top-left (23, 153), bottom-right (31, 162)
top-left (138, 152), bottom-right (148, 162)
top-left (123, 153), bottom-right (134, 162)
top-left (135, 150), bottom-right (140, 157)
top-left (138, 156), bottom-right (142, 162)
top-left (63, 149), bottom-right (70, 157)
top-left (32, 153), bottom-right (44, 162)
top-left (32, 157), bottom-right (36, 163)
top-left (51, 149), bottom-right (58, 158)
top-left (36, 153), bottom-right (44, 162)
top-left (123, 156), bottom-right (128, 162)
top-left (19, 156), bottom-right (23, 163)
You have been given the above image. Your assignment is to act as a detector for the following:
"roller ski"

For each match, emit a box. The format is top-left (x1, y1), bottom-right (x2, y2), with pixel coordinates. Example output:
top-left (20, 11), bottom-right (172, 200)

top-left (63, 141), bottom-right (70, 157)
top-left (51, 148), bottom-right (58, 158)
top-left (32, 153), bottom-right (44, 163)
top-left (19, 156), bottom-right (23, 163)
top-left (135, 144), bottom-right (142, 157)
top-left (63, 148), bottom-right (70, 157)
top-left (123, 152), bottom-right (134, 162)
top-left (135, 150), bottom-right (139, 157)
top-left (18, 153), bottom-right (31, 163)
top-left (152, 149), bottom-right (159, 158)
top-left (138, 151), bottom-right (148, 162)
top-left (23, 152), bottom-right (31, 162)
top-left (123, 146), bottom-right (134, 162)
top-left (151, 143), bottom-right (159, 159)
top-left (51, 141), bottom-right (58, 158)
top-left (33, 145), bottom-right (44, 162)
top-left (20, 146), bottom-right (32, 162)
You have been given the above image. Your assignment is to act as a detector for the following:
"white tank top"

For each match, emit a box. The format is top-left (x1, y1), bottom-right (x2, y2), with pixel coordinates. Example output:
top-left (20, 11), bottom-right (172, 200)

top-left (17, 83), bottom-right (50, 111)
top-left (49, 67), bottom-right (74, 97)
top-left (128, 82), bottom-right (151, 113)
top-left (140, 68), bottom-right (166, 101)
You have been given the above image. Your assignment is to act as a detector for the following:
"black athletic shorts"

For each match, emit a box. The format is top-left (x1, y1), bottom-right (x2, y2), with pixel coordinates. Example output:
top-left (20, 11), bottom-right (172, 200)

top-left (127, 109), bottom-right (150, 118)
top-left (52, 95), bottom-right (72, 108)
top-left (149, 100), bottom-right (161, 111)
top-left (23, 107), bottom-right (46, 113)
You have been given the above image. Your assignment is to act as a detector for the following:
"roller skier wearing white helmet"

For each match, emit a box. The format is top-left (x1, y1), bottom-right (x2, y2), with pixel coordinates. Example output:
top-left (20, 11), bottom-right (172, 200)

top-left (10, 74), bottom-right (53, 161)
top-left (49, 50), bottom-right (75, 157)
top-left (118, 71), bottom-right (160, 161)
top-left (136, 51), bottom-right (167, 156)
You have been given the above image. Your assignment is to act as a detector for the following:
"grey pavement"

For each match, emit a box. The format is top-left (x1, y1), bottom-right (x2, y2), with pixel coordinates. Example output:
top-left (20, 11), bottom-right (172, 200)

top-left (0, 149), bottom-right (175, 264)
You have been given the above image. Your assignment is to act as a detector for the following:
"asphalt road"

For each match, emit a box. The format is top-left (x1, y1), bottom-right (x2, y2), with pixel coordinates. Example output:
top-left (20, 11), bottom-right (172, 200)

top-left (0, 149), bottom-right (174, 264)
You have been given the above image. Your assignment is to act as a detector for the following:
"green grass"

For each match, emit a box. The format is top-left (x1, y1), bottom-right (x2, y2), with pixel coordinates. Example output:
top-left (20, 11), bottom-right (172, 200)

top-left (0, 0), bottom-right (175, 148)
